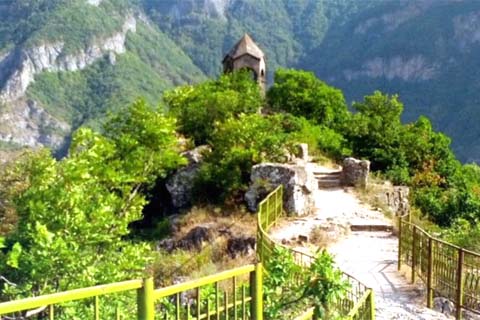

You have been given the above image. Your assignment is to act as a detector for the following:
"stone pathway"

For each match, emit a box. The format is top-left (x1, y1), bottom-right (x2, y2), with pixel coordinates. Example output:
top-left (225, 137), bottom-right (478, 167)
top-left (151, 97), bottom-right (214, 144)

top-left (270, 164), bottom-right (452, 319)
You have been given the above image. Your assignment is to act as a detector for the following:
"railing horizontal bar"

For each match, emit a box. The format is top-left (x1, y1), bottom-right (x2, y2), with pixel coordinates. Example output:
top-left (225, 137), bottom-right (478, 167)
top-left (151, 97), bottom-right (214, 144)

top-left (401, 220), bottom-right (480, 257)
top-left (153, 264), bottom-right (255, 300)
top-left (0, 279), bottom-right (143, 314)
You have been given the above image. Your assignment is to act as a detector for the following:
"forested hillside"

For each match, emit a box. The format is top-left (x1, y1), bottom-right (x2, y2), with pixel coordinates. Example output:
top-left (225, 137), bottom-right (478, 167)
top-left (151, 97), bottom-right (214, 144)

top-left (145, 0), bottom-right (480, 163)
top-left (0, 0), bottom-right (204, 157)
top-left (2, 0), bottom-right (480, 163)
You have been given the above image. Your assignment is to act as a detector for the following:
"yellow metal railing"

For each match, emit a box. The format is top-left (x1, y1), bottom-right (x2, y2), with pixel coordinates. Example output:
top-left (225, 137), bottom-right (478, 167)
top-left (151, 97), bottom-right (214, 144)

top-left (398, 216), bottom-right (480, 319)
top-left (153, 264), bottom-right (262, 320)
top-left (0, 279), bottom-right (143, 319)
top-left (0, 264), bottom-right (263, 320)
top-left (256, 185), bottom-right (375, 320)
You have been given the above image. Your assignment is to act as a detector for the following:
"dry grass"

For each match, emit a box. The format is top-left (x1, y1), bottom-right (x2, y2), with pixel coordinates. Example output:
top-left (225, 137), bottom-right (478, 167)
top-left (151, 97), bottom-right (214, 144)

top-left (309, 223), bottom-right (350, 249)
top-left (175, 206), bottom-right (257, 239)
top-left (152, 205), bottom-right (258, 287)
top-left (353, 173), bottom-right (395, 219)
top-left (310, 153), bottom-right (341, 169)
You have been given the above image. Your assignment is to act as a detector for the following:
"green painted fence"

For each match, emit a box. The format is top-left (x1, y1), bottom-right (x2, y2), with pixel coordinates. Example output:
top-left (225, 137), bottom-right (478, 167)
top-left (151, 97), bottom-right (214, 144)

top-left (257, 185), bottom-right (375, 320)
top-left (0, 184), bottom-right (375, 320)
top-left (398, 216), bottom-right (480, 319)
top-left (0, 264), bottom-right (262, 320)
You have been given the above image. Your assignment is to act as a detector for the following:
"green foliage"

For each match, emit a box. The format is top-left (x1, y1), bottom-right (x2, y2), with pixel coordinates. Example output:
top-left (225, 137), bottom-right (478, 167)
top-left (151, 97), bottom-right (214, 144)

top-left (165, 70), bottom-right (263, 145)
top-left (306, 250), bottom-right (350, 319)
top-left (27, 23), bottom-right (205, 131)
top-left (194, 114), bottom-right (289, 203)
top-left (0, 100), bottom-right (183, 305)
top-left (346, 91), bottom-right (405, 173)
top-left (263, 247), bottom-right (349, 319)
top-left (267, 69), bottom-right (349, 130)
top-left (443, 218), bottom-right (480, 252)
top-left (283, 115), bottom-right (350, 159)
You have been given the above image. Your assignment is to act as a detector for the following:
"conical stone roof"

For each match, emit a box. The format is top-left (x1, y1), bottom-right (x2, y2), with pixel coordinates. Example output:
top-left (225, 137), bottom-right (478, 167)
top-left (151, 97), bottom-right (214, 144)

top-left (225, 33), bottom-right (264, 60)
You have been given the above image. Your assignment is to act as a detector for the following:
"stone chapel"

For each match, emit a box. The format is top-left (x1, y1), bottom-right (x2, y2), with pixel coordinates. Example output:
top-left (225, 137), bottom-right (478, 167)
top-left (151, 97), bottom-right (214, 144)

top-left (222, 34), bottom-right (266, 94)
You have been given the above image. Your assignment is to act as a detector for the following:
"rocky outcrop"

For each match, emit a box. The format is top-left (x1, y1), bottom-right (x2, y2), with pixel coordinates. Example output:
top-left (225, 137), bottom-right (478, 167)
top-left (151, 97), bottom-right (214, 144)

top-left (158, 226), bottom-right (213, 252)
top-left (169, 0), bottom-right (233, 20)
top-left (227, 236), bottom-right (256, 258)
top-left (0, 14), bottom-right (137, 151)
top-left (245, 163), bottom-right (317, 215)
top-left (166, 145), bottom-right (211, 209)
top-left (341, 157), bottom-right (370, 188)
top-left (0, 100), bottom-right (70, 149)
top-left (354, 1), bottom-right (434, 34)
top-left (376, 184), bottom-right (410, 216)
top-left (0, 15), bottom-right (136, 102)
top-left (343, 55), bottom-right (438, 82)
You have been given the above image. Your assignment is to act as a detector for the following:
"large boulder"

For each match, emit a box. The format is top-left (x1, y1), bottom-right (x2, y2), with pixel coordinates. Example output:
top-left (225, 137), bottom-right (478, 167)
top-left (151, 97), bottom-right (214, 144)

top-left (166, 145), bottom-right (211, 209)
top-left (341, 157), bottom-right (370, 187)
top-left (245, 163), bottom-right (317, 215)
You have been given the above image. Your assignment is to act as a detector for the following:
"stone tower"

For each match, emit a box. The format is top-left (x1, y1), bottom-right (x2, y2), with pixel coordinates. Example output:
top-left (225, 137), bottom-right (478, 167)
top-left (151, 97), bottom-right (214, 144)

top-left (223, 34), bottom-right (266, 94)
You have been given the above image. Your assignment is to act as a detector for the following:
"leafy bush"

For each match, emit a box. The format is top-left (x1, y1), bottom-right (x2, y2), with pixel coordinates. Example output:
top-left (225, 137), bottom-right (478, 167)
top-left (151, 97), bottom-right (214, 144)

top-left (267, 68), bottom-right (350, 130)
top-left (443, 218), bottom-right (480, 252)
top-left (263, 247), bottom-right (349, 319)
top-left (165, 70), bottom-right (263, 145)
top-left (0, 100), bottom-right (183, 304)
top-left (194, 114), bottom-right (290, 202)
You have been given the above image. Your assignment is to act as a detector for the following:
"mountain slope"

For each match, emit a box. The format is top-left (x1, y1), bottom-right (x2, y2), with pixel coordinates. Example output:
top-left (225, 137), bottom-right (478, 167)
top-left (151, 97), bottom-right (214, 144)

top-left (143, 0), bottom-right (480, 163)
top-left (3, 0), bottom-right (480, 163)
top-left (0, 0), bottom-right (205, 155)
top-left (306, 0), bottom-right (480, 162)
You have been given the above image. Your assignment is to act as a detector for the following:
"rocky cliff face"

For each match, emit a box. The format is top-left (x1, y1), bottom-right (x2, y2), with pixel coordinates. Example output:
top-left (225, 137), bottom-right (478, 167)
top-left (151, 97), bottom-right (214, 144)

top-left (0, 14), bottom-right (137, 150)
top-left (167, 0), bottom-right (233, 20)
top-left (0, 15), bottom-right (136, 102)
top-left (343, 55), bottom-right (438, 82)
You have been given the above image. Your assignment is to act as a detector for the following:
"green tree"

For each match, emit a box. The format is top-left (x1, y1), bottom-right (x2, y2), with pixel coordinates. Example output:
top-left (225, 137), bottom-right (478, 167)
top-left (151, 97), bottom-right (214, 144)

top-left (263, 247), bottom-right (349, 319)
top-left (194, 113), bottom-right (289, 202)
top-left (165, 70), bottom-right (262, 145)
top-left (267, 68), bottom-right (349, 129)
top-left (0, 100), bottom-right (183, 303)
top-left (346, 91), bottom-right (405, 173)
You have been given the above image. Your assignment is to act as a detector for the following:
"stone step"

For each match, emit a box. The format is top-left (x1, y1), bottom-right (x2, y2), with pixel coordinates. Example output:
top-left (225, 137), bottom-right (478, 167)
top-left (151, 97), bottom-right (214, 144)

top-left (316, 176), bottom-right (341, 181)
top-left (313, 171), bottom-right (342, 177)
top-left (317, 179), bottom-right (342, 188)
top-left (350, 224), bottom-right (394, 232)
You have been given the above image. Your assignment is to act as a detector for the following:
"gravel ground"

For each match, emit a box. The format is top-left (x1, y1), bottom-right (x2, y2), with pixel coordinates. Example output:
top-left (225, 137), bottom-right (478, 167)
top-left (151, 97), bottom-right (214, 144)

top-left (270, 165), bottom-right (454, 319)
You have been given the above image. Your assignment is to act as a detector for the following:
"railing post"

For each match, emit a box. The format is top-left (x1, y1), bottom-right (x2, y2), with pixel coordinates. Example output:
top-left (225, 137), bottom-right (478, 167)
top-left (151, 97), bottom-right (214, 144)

top-left (274, 189), bottom-right (278, 226)
top-left (411, 226), bottom-right (417, 283)
top-left (137, 277), bottom-right (154, 320)
top-left (250, 263), bottom-right (263, 320)
top-left (398, 215), bottom-right (402, 271)
top-left (427, 237), bottom-right (434, 308)
top-left (456, 249), bottom-right (464, 320)
top-left (369, 290), bottom-right (375, 320)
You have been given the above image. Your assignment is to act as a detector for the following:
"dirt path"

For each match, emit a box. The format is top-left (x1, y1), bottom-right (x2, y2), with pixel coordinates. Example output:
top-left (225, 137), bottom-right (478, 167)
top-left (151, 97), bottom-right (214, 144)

top-left (270, 164), bottom-right (451, 319)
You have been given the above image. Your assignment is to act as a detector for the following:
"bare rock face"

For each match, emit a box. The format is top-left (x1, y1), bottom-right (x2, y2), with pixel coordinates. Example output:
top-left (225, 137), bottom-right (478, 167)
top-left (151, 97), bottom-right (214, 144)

top-left (226, 236), bottom-right (256, 258)
top-left (245, 163), bottom-right (317, 215)
top-left (341, 157), bottom-right (370, 188)
top-left (0, 15), bottom-right (136, 103)
top-left (158, 225), bottom-right (213, 252)
top-left (343, 55), bottom-right (438, 82)
top-left (0, 15), bottom-right (137, 152)
top-left (0, 100), bottom-right (70, 149)
top-left (166, 145), bottom-right (211, 209)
